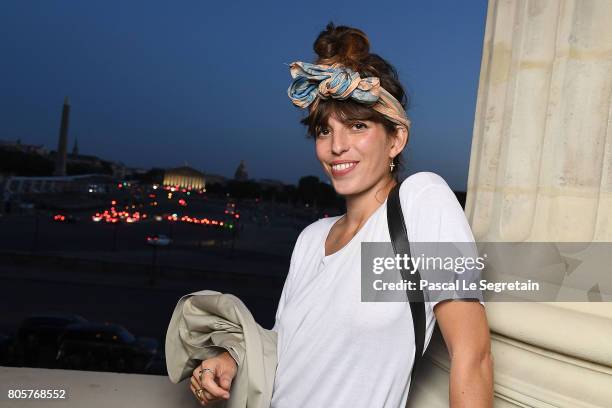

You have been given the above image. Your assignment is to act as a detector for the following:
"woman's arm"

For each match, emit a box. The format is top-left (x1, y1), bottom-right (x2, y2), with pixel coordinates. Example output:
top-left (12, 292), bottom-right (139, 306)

top-left (433, 300), bottom-right (494, 407)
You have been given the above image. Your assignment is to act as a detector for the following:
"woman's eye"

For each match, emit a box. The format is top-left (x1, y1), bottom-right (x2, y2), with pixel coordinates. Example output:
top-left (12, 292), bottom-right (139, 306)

top-left (318, 129), bottom-right (330, 137)
top-left (352, 122), bottom-right (367, 130)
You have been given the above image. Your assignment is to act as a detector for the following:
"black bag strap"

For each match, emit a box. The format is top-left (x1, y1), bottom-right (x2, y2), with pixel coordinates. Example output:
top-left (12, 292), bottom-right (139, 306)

top-left (386, 182), bottom-right (426, 395)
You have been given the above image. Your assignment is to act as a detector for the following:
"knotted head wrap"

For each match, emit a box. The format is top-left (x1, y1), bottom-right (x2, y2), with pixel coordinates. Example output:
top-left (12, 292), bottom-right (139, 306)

top-left (287, 61), bottom-right (411, 130)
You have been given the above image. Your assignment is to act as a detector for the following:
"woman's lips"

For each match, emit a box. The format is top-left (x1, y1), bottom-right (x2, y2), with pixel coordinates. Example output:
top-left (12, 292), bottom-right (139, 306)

top-left (331, 162), bottom-right (359, 177)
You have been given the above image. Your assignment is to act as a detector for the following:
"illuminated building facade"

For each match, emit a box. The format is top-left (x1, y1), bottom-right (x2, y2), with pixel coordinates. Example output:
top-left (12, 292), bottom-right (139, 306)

top-left (163, 166), bottom-right (206, 190)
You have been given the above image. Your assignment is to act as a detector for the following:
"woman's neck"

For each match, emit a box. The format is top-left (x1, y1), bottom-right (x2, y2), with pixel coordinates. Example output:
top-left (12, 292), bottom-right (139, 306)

top-left (342, 176), bottom-right (397, 231)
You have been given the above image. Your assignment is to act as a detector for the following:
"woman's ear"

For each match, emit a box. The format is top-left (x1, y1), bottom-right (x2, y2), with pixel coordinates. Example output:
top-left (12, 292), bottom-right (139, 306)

top-left (390, 125), bottom-right (409, 157)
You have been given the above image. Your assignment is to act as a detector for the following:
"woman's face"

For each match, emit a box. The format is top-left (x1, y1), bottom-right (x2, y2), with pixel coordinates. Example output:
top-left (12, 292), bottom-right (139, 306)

top-left (315, 114), bottom-right (395, 197)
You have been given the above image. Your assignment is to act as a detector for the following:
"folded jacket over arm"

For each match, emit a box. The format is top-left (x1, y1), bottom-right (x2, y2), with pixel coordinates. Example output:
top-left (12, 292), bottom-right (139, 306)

top-left (165, 290), bottom-right (278, 408)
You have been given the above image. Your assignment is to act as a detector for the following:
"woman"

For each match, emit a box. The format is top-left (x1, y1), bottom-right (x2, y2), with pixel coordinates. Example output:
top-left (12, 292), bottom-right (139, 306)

top-left (190, 23), bottom-right (493, 407)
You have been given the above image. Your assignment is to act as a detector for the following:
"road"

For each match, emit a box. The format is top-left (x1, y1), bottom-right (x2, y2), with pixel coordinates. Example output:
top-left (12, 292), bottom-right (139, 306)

top-left (0, 265), bottom-right (282, 348)
top-left (0, 195), bottom-right (310, 351)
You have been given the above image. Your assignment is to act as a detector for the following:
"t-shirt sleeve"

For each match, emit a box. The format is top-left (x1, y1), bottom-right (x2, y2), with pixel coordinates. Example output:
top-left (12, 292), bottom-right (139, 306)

top-left (399, 173), bottom-right (485, 309)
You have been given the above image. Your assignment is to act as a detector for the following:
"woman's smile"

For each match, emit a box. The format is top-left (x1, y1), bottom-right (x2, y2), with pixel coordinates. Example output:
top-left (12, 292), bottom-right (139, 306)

top-left (330, 161), bottom-right (359, 177)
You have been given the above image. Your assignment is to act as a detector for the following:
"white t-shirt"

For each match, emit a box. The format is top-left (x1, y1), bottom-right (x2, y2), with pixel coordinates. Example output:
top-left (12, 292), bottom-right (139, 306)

top-left (270, 172), bottom-right (479, 408)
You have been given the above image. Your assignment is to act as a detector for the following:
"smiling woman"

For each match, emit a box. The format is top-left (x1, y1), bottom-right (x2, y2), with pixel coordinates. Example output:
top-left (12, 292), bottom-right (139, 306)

top-left (298, 24), bottom-right (410, 184)
top-left (315, 116), bottom-right (399, 197)
top-left (189, 21), bottom-right (493, 408)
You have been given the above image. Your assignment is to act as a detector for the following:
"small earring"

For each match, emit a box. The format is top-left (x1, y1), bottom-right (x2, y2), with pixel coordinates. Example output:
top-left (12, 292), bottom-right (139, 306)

top-left (389, 159), bottom-right (395, 172)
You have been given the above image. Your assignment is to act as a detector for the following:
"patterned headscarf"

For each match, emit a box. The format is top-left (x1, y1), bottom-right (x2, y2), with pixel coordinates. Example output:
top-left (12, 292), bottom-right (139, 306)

top-left (287, 61), bottom-right (411, 130)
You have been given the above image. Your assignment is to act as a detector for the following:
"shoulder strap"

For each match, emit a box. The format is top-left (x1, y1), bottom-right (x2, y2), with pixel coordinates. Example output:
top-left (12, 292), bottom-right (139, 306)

top-left (386, 182), bottom-right (426, 395)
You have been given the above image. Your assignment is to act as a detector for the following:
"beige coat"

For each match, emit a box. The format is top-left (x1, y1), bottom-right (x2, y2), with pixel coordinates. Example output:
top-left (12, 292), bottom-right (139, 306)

top-left (165, 290), bottom-right (277, 408)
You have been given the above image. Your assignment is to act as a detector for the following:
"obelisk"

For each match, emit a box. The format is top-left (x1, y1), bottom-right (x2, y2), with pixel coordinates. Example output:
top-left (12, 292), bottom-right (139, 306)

top-left (54, 96), bottom-right (70, 176)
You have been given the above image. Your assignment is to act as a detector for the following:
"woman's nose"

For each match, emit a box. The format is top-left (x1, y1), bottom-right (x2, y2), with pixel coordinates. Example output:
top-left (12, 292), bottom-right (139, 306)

top-left (331, 131), bottom-right (350, 155)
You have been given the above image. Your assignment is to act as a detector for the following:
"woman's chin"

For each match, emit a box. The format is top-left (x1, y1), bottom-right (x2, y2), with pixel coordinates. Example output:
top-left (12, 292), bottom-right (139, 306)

top-left (330, 179), bottom-right (359, 196)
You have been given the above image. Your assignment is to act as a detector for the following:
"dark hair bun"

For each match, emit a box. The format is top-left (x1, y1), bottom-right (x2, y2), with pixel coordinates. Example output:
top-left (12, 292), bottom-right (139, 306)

top-left (313, 22), bottom-right (370, 71)
top-left (311, 22), bottom-right (408, 109)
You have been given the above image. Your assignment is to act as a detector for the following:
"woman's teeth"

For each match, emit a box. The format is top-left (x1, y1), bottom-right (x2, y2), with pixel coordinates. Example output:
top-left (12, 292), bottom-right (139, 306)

top-left (332, 162), bottom-right (357, 171)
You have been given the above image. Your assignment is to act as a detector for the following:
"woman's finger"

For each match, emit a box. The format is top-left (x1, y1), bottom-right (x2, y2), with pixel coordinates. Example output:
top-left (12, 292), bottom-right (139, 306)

top-left (203, 389), bottom-right (214, 401)
top-left (191, 369), bottom-right (203, 389)
top-left (190, 383), bottom-right (208, 405)
top-left (191, 376), bottom-right (213, 399)
top-left (200, 368), bottom-right (230, 399)
top-left (191, 373), bottom-right (221, 402)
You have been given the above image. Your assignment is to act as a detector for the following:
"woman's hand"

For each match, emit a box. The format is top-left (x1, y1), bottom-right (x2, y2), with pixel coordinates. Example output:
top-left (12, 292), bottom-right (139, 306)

top-left (190, 351), bottom-right (238, 406)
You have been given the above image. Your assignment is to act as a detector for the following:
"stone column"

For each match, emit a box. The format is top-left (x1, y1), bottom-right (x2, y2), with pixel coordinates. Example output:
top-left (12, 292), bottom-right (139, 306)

top-left (409, 1), bottom-right (612, 407)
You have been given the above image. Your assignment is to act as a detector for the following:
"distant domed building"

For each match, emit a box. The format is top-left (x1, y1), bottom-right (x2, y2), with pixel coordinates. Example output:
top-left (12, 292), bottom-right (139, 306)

top-left (163, 166), bottom-right (206, 190)
top-left (234, 160), bottom-right (248, 181)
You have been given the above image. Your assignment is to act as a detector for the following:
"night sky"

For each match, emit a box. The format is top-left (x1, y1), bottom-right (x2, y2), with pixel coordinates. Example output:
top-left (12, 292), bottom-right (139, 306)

top-left (0, 0), bottom-right (487, 190)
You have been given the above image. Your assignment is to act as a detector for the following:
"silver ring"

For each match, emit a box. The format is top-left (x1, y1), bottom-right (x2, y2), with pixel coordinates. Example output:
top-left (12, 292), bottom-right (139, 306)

top-left (202, 368), bottom-right (215, 377)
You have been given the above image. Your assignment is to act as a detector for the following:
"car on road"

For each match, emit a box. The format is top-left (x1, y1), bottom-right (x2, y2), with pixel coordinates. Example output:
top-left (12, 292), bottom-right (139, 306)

top-left (146, 234), bottom-right (171, 246)
top-left (224, 201), bottom-right (237, 215)
top-left (55, 322), bottom-right (158, 373)
top-left (19, 202), bottom-right (35, 212)
top-left (53, 214), bottom-right (80, 223)
top-left (16, 313), bottom-right (88, 368)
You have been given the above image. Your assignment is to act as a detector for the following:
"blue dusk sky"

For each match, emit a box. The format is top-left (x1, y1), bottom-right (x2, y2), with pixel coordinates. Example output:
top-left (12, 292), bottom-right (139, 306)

top-left (0, 0), bottom-right (487, 191)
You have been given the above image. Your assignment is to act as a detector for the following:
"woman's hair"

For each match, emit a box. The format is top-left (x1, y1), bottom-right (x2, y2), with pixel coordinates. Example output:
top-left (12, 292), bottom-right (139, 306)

top-left (300, 22), bottom-right (411, 180)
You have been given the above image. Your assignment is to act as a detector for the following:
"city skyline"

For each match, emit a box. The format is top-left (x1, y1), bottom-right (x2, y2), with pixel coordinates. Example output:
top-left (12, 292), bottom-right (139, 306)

top-left (0, 0), bottom-right (487, 191)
